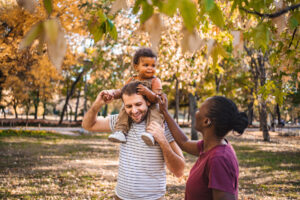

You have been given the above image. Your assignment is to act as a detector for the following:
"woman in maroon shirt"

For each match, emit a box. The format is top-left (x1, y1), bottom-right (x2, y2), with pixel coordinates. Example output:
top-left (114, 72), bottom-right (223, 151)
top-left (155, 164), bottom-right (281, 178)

top-left (158, 95), bottom-right (248, 200)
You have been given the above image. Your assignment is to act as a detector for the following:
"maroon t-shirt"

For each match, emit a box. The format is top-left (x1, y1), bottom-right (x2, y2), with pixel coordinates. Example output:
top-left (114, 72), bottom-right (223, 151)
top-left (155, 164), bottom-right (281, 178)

top-left (185, 140), bottom-right (239, 200)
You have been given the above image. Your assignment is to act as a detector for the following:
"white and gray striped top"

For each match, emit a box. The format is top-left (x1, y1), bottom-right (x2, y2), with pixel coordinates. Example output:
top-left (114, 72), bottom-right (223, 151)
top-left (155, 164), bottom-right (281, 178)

top-left (109, 114), bottom-right (174, 200)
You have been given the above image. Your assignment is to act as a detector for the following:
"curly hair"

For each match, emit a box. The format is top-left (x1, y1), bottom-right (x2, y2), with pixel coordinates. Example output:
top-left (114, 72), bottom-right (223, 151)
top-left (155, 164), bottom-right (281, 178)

top-left (133, 48), bottom-right (157, 65)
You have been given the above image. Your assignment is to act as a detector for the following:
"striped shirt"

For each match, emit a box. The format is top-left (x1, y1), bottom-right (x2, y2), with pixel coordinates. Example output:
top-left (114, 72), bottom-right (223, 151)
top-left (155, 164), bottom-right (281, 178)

top-left (109, 114), bottom-right (174, 200)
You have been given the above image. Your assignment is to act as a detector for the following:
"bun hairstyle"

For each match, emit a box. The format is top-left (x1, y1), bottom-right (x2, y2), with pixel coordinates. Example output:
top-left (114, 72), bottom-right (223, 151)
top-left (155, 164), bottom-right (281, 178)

top-left (205, 96), bottom-right (248, 138)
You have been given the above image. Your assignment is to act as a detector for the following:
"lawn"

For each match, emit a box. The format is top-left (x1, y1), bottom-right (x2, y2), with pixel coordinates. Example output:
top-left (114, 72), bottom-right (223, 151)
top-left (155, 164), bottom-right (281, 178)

top-left (0, 129), bottom-right (299, 199)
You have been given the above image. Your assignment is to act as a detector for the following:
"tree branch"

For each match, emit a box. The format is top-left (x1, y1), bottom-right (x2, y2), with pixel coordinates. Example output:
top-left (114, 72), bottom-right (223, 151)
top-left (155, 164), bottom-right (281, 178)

top-left (240, 3), bottom-right (300, 18)
top-left (289, 27), bottom-right (298, 48)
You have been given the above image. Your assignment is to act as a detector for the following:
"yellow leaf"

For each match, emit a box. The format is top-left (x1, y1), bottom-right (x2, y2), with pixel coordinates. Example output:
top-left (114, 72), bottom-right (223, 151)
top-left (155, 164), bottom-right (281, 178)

top-left (46, 23), bottom-right (67, 71)
top-left (180, 27), bottom-right (205, 53)
top-left (44, 19), bottom-right (59, 44)
top-left (140, 13), bottom-right (165, 52)
top-left (231, 30), bottom-right (244, 56)
top-left (206, 39), bottom-right (215, 56)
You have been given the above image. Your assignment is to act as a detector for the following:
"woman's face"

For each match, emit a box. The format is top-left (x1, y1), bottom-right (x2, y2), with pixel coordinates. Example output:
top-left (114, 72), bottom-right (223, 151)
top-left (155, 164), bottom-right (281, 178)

top-left (194, 100), bottom-right (211, 132)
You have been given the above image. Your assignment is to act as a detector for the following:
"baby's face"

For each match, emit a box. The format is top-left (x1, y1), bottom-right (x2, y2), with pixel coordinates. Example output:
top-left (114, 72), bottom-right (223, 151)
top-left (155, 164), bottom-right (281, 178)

top-left (135, 57), bottom-right (156, 79)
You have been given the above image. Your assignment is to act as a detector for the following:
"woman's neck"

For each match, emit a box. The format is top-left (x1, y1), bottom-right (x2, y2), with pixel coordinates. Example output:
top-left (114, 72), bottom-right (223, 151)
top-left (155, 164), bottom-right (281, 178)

top-left (202, 131), bottom-right (226, 152)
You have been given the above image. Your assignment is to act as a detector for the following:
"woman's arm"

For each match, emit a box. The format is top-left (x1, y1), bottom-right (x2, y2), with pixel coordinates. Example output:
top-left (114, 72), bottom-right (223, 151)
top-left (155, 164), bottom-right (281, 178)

top-left (147, 121), bottom-right (185, 177)
top-left (158, 94), bottom-right (200, 156)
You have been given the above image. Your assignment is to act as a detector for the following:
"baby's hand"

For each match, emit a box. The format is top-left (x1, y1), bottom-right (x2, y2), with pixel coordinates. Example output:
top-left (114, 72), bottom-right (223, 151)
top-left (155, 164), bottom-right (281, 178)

top-left (137, 84), bottom-right (150, 96)
top-left (101, 90), bottom-right (114, 103)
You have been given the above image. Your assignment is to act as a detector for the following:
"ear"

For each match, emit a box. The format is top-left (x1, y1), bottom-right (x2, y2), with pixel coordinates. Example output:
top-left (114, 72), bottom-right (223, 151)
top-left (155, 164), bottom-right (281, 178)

top-left (134, 64), bottom-right (138, 71)
top-left (146, 100), bottom-right (151, 107)
top-left (204, 118), bottom-right (211, 127)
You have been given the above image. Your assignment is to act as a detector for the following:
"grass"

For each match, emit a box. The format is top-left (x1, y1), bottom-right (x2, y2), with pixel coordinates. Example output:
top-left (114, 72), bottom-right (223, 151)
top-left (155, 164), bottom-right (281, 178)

top-left (0, 129), bottom-right (299, 199)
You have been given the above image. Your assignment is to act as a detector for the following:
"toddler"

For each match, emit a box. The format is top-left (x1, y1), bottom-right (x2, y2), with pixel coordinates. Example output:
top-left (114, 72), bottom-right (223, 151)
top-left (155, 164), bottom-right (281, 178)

top-left (105, 48), bottom-right (164, 146)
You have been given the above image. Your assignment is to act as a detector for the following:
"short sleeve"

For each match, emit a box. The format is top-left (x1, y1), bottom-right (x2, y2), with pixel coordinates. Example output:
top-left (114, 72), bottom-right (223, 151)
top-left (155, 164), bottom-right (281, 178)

top-left (164, 122), bottom-right (174, 143)
top-left (208, 156), bottom-right (238, 194)
top-left (109, 114), bottom-right (119, 132)
top-left (197, 140), bottom-right (204, 154)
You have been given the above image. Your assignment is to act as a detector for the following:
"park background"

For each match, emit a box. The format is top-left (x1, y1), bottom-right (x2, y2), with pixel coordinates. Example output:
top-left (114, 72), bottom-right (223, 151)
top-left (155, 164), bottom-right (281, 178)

top-left (0, 0), bottom-right (299, 199)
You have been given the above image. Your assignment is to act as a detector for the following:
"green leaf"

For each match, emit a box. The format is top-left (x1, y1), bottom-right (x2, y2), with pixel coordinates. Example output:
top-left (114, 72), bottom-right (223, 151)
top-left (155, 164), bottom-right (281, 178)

top-left (289, 12), bottom-right (300, 29)
top-left (37, 33), bottom-right (45, 54)
top-left (179, 0), bottom-right (198, 32)
top-left (19, 22), bottom-right (43, 49)
top-left (215, 42), bottom-right (227, 58)
top-left (106, 19), bottom-right (118, 40)
top-left (97, 10), bottom-right (107, 24)
top-left (88, 20), bottom-right (103, 42)
top-left (133, 0), bottom-right (143, 14)
top-left (204, 0), bottom-right (215, 12)
top-left (161, 0), bottom-right (179, 17)
top-left (230, 0), bottom-right (239, 14)
top-left (43, 0), bottom-right (52, 15)
top-left (140, 2), bottom-right (154, 24)
top-left (252, 23), bottom-right (270, 52)
top-left (94, 28), bottom-right (104, 42)
top-left (208, 4), bottom-right (225, 28)
top-left (152, 0), bottom-right (163, 10)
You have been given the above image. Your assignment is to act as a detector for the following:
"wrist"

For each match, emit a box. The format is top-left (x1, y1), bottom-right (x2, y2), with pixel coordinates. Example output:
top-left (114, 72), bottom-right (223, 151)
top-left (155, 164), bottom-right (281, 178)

top-left (91, 102), bottom-right (103, 113)
top-left (161, 109), bottom-right (168, 116)
top-left (156, 135), bottom-right (168, 146)
top-left (113, 89), bottom-right (121, 99)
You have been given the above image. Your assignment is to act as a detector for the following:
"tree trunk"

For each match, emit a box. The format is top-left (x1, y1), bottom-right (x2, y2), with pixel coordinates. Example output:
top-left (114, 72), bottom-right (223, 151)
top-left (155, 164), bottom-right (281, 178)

top-left (13, 102), bottom-right (18, 119)
top-left (74, 89), bottom-right (80, 121)
top-left (102, 104), bottom-right (108, 117)
top-left (247, 101), bottom-right (254, 126)
top-left (34, 90), bottom-right (40, 120)
top-left (259, 99), bottom-right (270, 141)
top-left (183, 107), bottom-right (186, 126)
top-left (276, 103), bottom-right (282, 125)
top-left (189, 93), bottom-right (198, 140)
top-left (258, 52), bottom-right (270, 141)
top-left (1, 107), bottom-right (6, 118)
top-left (83, 76), bottom-right (88, 116)
top-left (187, 105), bottom-right (190, 123)
top-left (215, 74), bottom-right (222, 93)
top-left (68, 103), bottom-right (73, 122)
top-left (66, 105), bottom-right (68, 121)
top-left (25, 104), bottom-right (30, 120)
top-left (244, 45), bottom-right (270, 141)
top-left (42, 101), bottom-right (46, 120)
top-left (174, 78), bottom-right (179, 123)
top-left (59, 71), bottom-right (85, 124)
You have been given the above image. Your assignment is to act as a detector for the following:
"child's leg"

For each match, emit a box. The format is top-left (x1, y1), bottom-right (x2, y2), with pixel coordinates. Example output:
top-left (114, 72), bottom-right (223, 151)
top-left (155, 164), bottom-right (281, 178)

top-left (113, 106), bottom-right (130, 135)
top-left (141, 104), bottom-right (164, 146)
top-left (146, 104), bottom-right (164, 128)
top-left (108, 106), bottom-right (130, 143)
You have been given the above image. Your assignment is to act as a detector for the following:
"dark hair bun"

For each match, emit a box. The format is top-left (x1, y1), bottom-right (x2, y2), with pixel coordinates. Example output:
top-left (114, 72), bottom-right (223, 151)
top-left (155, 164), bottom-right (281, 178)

top-left (232, 112), bottom-right (248, 134)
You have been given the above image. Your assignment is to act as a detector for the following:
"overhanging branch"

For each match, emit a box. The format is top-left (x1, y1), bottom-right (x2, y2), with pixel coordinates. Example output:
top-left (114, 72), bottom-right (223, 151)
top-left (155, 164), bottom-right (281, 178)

top-left (240, 3), bottom-right (300, 18)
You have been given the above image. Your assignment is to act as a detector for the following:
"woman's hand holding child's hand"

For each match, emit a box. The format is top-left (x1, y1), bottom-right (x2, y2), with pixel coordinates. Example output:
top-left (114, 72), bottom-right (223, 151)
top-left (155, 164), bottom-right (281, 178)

top-left (158, 93), bottom-right (168, 114)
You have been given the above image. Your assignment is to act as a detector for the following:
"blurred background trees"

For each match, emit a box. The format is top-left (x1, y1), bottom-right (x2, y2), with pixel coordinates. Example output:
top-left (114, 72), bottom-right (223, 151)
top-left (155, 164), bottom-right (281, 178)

top-left (0, 0), bottom-right (299, 141)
